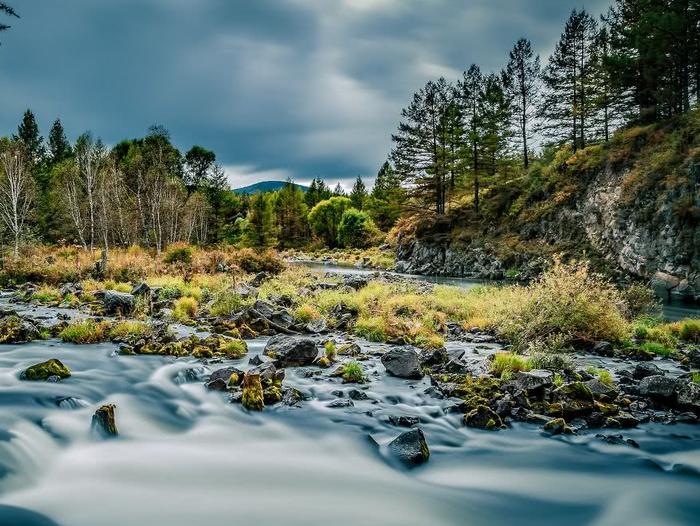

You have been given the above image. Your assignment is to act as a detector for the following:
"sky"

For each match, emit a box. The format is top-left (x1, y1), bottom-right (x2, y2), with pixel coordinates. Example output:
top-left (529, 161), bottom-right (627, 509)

top-left (0, 0), bottom-right (611, 190)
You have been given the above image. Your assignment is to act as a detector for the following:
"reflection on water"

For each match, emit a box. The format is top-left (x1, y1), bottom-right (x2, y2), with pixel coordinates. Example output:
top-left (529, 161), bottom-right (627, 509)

top-left (0, 337), bottom-right (698, 526)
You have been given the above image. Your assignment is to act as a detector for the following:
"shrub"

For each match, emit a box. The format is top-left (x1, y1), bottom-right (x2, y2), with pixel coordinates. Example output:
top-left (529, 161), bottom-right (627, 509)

top-left (31, 285), bottom-right (61, 303)
top-left (173, 297), bottom-right (198, 321)
top-left (231, 248), bottom-right (284, 274)
top-left (490, 352), bottom-right (531, 378)
top-left (341, 361), bottom-right (366, 383)
top-left (679, 319), bottom-right (700, 342)
top-left (59, 319), bottom-right (110, 344)
top-left (308, 197), bottom-right (352, 247)
top-left (294, 304), bottom-right (322, 323)
top-left (324, 341), bottom-right (337, 361)
top-left (337, 208), bottom-right (381, 248)
top-left (528, 352), bottom-right (573, 372)
top-left (210, 290), bottom-right (247, 317)
top-left (220, 339), bottom-right (248, 359)
top-left (692, 372), bottom-right (700, 384)
top-left (164, 244), bottom-right (193, 265)
top-left (620, 283), bottom-right (659, 319)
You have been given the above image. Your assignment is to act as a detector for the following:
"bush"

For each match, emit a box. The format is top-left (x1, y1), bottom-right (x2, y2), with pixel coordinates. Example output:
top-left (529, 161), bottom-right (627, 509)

top-left (679, 319), bottom-right (700, 342)
top-left (173, 297), bottom-right (198, 321)
top-left (219, 339), bottom-right (248, 359)
top-left (337, 208), bottom-right (381, 248)
top-left (639, 341), bottom-right (673, 357)
top-left (164, 244), bottom-right (193, 265)
top-left (231, 248), bottom-right (284, 274)
top-left (210, 290), bottom-right (247, 317)
top-left (308, 197), bottom-right (352, 247)
top-left (620, 283), bottom-right (659, 318)
top-left (60, 319), bottom-right (110, 344)
top-left (109, 320), bottom-right (152, 340)
top-left (341, 361), bottom-right (366, 383)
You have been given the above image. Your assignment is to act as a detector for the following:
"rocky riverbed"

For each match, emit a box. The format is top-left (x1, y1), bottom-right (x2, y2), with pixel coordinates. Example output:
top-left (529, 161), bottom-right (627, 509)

top-left (0, 270), bottom-right (699, 525)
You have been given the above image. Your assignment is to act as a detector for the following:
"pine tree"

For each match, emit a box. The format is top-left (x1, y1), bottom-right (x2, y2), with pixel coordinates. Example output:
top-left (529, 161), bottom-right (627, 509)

top-left (350, 176), bottom-right (367, 210)
top-left (503, 38), bottom-right (540, 168)
top-left (367, 161), bottom-right (403, 230)
top-left (0, 3), bottom-right (18, 44)
top-left (48, 118), bottom-right (72, 164)
top-left (244, 192), bottom-right (277, 247)
top-left (184, 145), bottom-right (216, 193)
top-left (457, 65), bottom-right (485, 213)
top-left (304, 178), bottom-right (331, 208)
top-left (479, 74), bottom-right (513, 177)
top-left (539, 10), bottom-right (597, 150)
top-left (14, 109), bottom-right (44, 162)
top-left (333, 182), bottom-right (346, 196)
top-left (275, 179), bottom-right (308, 247)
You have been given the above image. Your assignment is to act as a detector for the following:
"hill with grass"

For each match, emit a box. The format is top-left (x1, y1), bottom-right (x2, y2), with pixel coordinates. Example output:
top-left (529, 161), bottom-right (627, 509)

top-left (395, 110), bottom-right (700, 302)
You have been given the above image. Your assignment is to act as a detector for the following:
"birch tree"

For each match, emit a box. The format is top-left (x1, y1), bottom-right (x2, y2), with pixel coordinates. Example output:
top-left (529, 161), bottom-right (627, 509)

top-left (0, 141), bottom-right (34, 258)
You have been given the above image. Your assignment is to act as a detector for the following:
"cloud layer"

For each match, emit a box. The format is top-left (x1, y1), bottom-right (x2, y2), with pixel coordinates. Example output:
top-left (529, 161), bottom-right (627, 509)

top-left (0, 0), bottom-right (611, 188)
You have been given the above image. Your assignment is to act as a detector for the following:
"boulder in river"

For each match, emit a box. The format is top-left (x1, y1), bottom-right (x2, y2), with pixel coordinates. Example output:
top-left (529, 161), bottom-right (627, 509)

top-left (381, 347), bottom-right (423, 379)
top-left (92, 404), bottom-right (118, 437)
top-left (463, 405), bottom-right (503, 430)
top-left (552, 382), bottom-right (595, 417)
top-left (102, 291), bottom-right (135, 316)
top-left (22, 359), bottom-right (71, 381)
top-left (241, 372), bottom-right (264, 411)
top-left (633, 362), bottom-right (663, 380)
top-left (387, 428), bottom-right (430, 466)
top-left (515, 370), bottom-right (553, 392)
top-left (676, 381), bottom-right (700, 411)
top-left (263, 335), bottom-right (318, 366)
top-left (0, 315), bottom-right (41, 344)
top-left (638, 375), bottom-right (677, 401)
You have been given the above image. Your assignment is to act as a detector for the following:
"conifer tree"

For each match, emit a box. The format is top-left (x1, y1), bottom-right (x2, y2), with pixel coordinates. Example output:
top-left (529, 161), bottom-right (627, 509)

top-left (14, 109), bottom-right (44, 162)
top-left (276, 179), bottom-right (308, 247)
top-left (244, 192), bottom-right (277, 247)
top-left (350, 176), bottom-right (367, 210)
top-left (48, 118), bottom-right (72, 164)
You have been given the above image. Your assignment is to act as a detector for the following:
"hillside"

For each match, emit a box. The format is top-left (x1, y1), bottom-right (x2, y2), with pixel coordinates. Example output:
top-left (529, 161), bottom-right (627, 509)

top-left (233, 180), bottom-right (308, 195)
top-left (395, 110), bottom-right (700, 301)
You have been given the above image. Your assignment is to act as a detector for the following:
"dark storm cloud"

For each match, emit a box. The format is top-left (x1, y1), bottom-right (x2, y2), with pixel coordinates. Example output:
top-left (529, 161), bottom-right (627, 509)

top-left (0, 0), bottom-right (611, 188)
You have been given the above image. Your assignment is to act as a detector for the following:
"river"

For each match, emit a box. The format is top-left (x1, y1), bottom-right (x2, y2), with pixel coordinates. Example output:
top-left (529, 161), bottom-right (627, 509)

top-left (0, 267), bottom-right (698, 526)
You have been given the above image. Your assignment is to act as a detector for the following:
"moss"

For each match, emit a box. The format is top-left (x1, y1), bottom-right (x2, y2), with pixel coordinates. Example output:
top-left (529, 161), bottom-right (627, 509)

top-left (242, 373), bottom-right (264, 411)
top-left (490, 352), bottom-right (531, 377)
top-left (218, 339), bottom-right (248, 359)
top-left (0, 315), bottom-right (39, 343)
top-left (543, 417), bottom-right (573, 435)
top-left (324, 341), bottom-right (337, 361)
top-left (639, 341), bottom-right (674, 357)
top-left (192, 345), bottom-right (213, 359)
top-left (317, 356), bottom-right (331, 368)
top-left (453, 375), bottom-right (502, 412)
top-left (22, 358), bottom-right (71, 380)
top-left (464, 405), bottom-right (503, 430)
top-left (92, 404), bottom-right (118, 437)
top-left (262, 384), bottom-right (282, 405)
top-left (30, 285), bottom-right (62, 304)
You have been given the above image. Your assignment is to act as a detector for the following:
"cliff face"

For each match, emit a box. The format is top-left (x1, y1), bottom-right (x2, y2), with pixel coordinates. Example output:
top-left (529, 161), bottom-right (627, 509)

top-left (396, 159), bottom-right (700, 301)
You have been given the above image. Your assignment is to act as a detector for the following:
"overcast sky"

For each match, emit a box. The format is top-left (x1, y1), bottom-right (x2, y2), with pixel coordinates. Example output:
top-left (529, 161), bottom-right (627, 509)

top-left (0, 0), bottom-right (611, 189)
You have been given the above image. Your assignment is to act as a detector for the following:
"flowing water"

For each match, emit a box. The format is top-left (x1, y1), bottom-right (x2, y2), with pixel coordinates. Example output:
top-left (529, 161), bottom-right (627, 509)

top-left (0, 268), bottom-right (699, 525)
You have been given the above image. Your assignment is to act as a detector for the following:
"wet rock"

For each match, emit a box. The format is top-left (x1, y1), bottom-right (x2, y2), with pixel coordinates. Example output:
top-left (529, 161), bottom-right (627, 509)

top-left (92, 404), bottom-right (118, 437)
top-left (388, 415), bottom-right (420, 428)
top-left (263, 335), bottom-right (318, 366)
top-left (60, 282), bottom-right (83, 297)
top-left (552, 382), bottom-right (595, 417)
top-left (638, 375), bottom-right (677, 400)
top-left (241, 372), bottom-right (264, 411)
top-left (281, 387), bottom-right (304, 407)
top-left (327, 398), bottom-right (354, 408)
top-left (271, 310), bottom-right (294, 329)
top-left (248, 354), bottom-right (265, 366)
top-left (337, 342), bottom-right (362, 356)
top-left (591, 341), bottom-right (614, 357)
top-left (595, 434), bottom-right (639, 448)
top-left (443, 358), bottom-right (470, 374)
top-left (633, 362), bottom-right (663, 380)
top-left (21, 359), bottom-right (71, 381)
top-left (343, 275), bottom-right (369, 290)
top-left (381, 347), bottom-right (423, 379)
top-left (348, 388), bottom-right (368, 401)
top-left (0, 315), bottom-right (41, 344)
top-left (687, 349), bottom-right (700, 368)
top-left (543, 418), bottom-right (573, 435)
top-left (515, 370), bottom-right (553, 392)
top-left (464, 405), bottom-right (503, 430)
top-left (419, 347), bottom-right (448, 367)
top-left (102, 291), bottom-right (135, 316)
top-left (387, 428), bottom-right (430, 466)
top-left (305, 318), bottom-right (327, 334)
top-left (249, 362), bottom-right (284, 384)
top-left (585, 378), bottom-right (618, 399)
top-left (206, 378), bottom-right (229, 391)
top-left (676, 381), bottom-right (700, 411)
top-left (131, 282), bottom-right (151, 297)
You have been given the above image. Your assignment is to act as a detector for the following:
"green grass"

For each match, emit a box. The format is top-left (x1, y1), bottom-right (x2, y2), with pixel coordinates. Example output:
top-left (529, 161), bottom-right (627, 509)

top-left (341, 361), bottom-right (366, 383)
top-left (210, 290), bottom-right (247, 317)
top-left (30, 285), bottom-right (61, 303)
top-left (173, 297), bottom-right (198, 322)
top-left (219, 339), bottom-right (248, 359)
top-left (108, 320), bottom-right (152, 339)
top-left (324, 341), bottom-right (337, 361)
top-left (639, 341), bottom-right (674, 357)
top-left (490, 352), bottom-right (531, 378)
top-left (59, 319), bottom-right (110, 344)
top-left (586, 366), bottom-right (614, 386)
top-left (692, 372), bottom-right (700, 384)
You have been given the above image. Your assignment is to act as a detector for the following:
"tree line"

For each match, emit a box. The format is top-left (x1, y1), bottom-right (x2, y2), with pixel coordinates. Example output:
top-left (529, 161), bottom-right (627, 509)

top-left (391, 0), bottom-right (700, 216)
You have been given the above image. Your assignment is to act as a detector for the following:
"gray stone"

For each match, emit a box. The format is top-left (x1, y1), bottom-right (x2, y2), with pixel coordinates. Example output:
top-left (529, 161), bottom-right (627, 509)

top-left (387, 428), bottom-right (430, 466)
top-left (381, 347), bottom-right (423, 379)
top-left (633, 362), bottom-right (663, 380)
top-left (515, 370), bottom-right (553, 392)
top-left (263, 335), bottom-right (318, 366)
top-left (103, 291), bottom-right (135, 316)
top-left (676, 381), bottom-right (700, 410)
top-left (638, 375), bottom-right (677, 400)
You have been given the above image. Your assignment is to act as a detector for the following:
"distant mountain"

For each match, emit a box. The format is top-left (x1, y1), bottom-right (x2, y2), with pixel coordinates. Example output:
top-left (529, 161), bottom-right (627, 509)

top-left (232, 180), bottom-right (309, 195)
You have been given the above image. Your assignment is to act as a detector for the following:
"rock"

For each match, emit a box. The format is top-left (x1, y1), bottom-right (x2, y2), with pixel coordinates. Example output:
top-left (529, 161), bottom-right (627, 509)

top-left (464, 405), bottom-right (503, 430)
top-left (103, 291), bottom-right (135, 316)
top-left (676, 381), bottom-right (700, 410)
top-left (250, 272), bottom-right (270, 287)
top-left (22, 359), bottom-right (71, 381)
top-left (248, 354), bottom-right (265, 366)
top-left (590, 341), bottom-right (614, 356)
top-left (0, 316), bottom-right (41, 344)
top-left (327, 398), bottom-right (354, 408)
top-left (515, 370), bottom-right (553, 392)
top-left (687, 349), bottom-right (700, 368)
top-left (638, 375), bottom-right (677, 400)
top-left (388, 415), bottom-right (420, 427)
top-left (419, 347), bottom-right (448, 367)
top-left (552, 382), bottom-right (595, 417)
top-left (387, 428), bottom-right (430, 466)
top-left (252, 300), bottom-right (275, 319)
top-left (347, 388), bottom-right (368, 401)
top-left (343, 275), bottom-right (369, 290)
top-left (281, 387), bottom-right (304, 407)
top-left (206, 378), bottom-right (229, 391)
top-left (131, 282), bottom-right (151, 297)
top-left (271, 310), bottom-right (294, 329)
top-left (92, 404), bottom-right (118, 437)
top-left (305, 318), bottom-right (327, 334)
top-left (248, 362), bottom-right (284, 384)
top-left (60, 282), bottom-right (82, 297)
top-left (381, 347), bottom-right (423, 379)
top-left (263, 335), bottom-right (318, 366)
top-left (633, 362), bottom-right (663, 380)
top-left (543, 418), bottom-right (573, 435)
top-left (585, 378), bottom-right (618, 399)
top-left (241, 373), bottom-right (264, 411)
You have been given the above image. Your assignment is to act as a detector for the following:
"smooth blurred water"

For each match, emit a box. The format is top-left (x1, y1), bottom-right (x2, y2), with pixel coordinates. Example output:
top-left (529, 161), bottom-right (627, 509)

top-left (0, 336), bottom-right (698, 526)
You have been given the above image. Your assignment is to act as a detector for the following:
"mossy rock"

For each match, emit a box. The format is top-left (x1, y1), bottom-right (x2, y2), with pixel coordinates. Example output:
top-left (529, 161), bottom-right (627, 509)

top-left (452, 376), bottom-right (502, 412)
top-left (0, 316), bottom-right (41, 344)
top-left (463, 404), bottom-right (503, 430)
top-left (192, 346), bottom-right (213, 359)
top-left (543, 418), bottom-right (573, 435)
top-left (22, 358), bottom-right (71, 381)
top-left (92, 404), bottom-right (119, 437)
top-left (263, 384), bottom-right (282, 405)
top-left (242, 373), bottom-right (264, 411)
